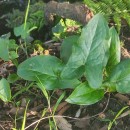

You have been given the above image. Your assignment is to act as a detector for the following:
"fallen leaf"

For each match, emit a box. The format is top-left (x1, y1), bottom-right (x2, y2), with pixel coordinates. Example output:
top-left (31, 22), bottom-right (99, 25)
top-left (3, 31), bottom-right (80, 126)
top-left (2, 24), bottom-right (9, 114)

top-left (117, 110), bottom-right (130, 119)
top-left (127, 100), bottom-right (130, 106)
top-left (7, 107), bottom-right (25, 115)
top-left (55, 117), bottom-right (72, 130)
top-left (75, 108), bottom-right (82, 117)
top-left (58, 105), bottom-right (70, 115)
top-left (52, 102), bottom-right (68, 112)
top-left (100, 125), bottom-right (107, 130)
top-left (98, 113), bottom-right (106, 119)
top-left (115, 93), bottom-right (129, 103)
top-left (31, 104), bottom-right (44, 111)
top-left (21, 98), bottom-right (27, 107)
top-left (74, 116), bottom-right (90, 129)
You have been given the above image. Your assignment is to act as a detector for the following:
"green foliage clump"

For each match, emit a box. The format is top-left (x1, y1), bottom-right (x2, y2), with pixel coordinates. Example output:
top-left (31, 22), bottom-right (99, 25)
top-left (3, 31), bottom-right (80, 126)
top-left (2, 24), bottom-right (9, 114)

top-left (52, 19), bottom-right (81, 39)
top-left (4, 1), bottom-right (45, 30)
top-left (17, 14), bottom-right (125, 106)
top-left (0, 33), bottom-right (18, 61)
top-left (84, 0), bottom-right (130, 31)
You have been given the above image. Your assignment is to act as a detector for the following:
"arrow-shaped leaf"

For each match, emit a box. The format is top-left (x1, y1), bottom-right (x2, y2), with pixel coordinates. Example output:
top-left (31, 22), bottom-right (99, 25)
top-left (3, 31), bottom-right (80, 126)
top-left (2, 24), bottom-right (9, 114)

top-left (17, 55), bottom-right (80, 90)
top-left (61, 14), bottom-right (110, 88)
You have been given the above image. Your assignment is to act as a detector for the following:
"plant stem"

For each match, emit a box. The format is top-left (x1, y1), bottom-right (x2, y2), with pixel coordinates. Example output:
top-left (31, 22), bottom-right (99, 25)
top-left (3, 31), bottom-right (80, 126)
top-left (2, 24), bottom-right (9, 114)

top-left (35, 76), bottom-right (58, 129)
top-left (23, 0), bottom-right (30, 58)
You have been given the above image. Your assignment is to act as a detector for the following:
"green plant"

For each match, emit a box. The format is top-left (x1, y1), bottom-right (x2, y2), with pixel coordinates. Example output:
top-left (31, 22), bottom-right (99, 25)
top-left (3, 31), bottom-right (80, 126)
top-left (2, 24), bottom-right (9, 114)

top-left (84, 0), bottom-right (130, 31)
top-left (52, 18), bottom-right (81, 39)
top-left (21, 101), bottom-right (30, 130)
top-left (108, 106), bottom-right (129, 130)
top-left (0, 34), bottom-right (19, 61)
top-left (0, 78), bottom-right (11, 102)
top-left (3, 1), bottom-right (45, 30)
top-left (17, 13), bottom-right (128, 106)
top-left (13, 0), bottom-right (38, 58)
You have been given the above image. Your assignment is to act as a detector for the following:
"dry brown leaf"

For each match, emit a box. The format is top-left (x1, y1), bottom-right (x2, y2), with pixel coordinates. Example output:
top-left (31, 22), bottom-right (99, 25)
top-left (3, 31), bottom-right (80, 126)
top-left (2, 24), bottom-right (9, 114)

top-left (31, 104), bottom-right (44, 111)
top-left (100, 125), bottom-right (107, 130)
top-left (27, 110), bottom-right (38, 117)
top-left (21, 98), bottom-right (27, 107)
top-left (117, 110), bottom-right (130, 119)
top-left (58, 105), bottom-right (70, 115)
top-left (7, 107), bottom-right (25, 115)
top-left (127, 100), bottom-right (130, 105)
top-left (74, 116), bottom-right (90, 129)
top-left (0, 62), bottom-right (8, 77)
top-left (55, 117), bottom-right (72, 130)
top-left (98, 113), bottom-right (106, 119)
top-left (115, 93), bottom-right (129, 103)
top-left (51, 102), bottom-right (70, 115)
top-left (51, 102), bottom-right (68, 112)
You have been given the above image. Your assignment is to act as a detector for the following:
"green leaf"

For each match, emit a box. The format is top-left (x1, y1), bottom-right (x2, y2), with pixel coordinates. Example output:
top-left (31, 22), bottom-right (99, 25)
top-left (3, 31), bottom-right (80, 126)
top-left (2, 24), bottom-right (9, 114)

top-left (60, 35), bottom-right (79, 63)
top-left (0, 32), bottom-right (11, 39)
top-left (109, 59), bottom-right (130, 93)
top-left (17, 55), bottom-right (63, 81)
top-left (7, 74), bottom-right (19, 83)
top-left (17, 55), bottom-right (80, 90)
top-left (14, 24), bottom-right (29, 39)
top-left (39, 77), bottom-right (80, 90)
top-left (0, 38), bottom-right (9, 61)
top-left (0, 78), bottom-right (11, 102)
top-left (8, 39), bottom-right (18, 50)
top-left (106, 27), bottom-right (121, 74)
top-left (61, 14), bottom-right (110, 88)
top-left (66, 82), bottom-right (104, 105)
top-left (0, 38), bottom-right (18, 61)
top-left (9, 51), bottom-right (19, 60)
top-left (65, 19), bottom-right (80, 26)
top-left (52, 19), bottom-right (65, 38)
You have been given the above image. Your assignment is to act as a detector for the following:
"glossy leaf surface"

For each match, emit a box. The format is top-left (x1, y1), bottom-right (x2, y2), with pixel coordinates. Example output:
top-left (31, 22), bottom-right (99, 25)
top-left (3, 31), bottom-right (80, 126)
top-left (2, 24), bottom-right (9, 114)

top-left (14, 24), bottom-right (29, 39)
top-left (61, 14), bottom-right (110, 88)
top-left (107, 27), bottom-right (120, 74)
top-left (0, 38), bottom-right (9, 61)
top-left (60, 35), bottom-right (79, 63)
top-left (66, 82), bottom-right (104, 105)
top-left (17, 55), bottom-right (80, 90)
top-left (0, 78), bottom-right (11, 102)
top-left (109, 59), bottom-right (130, 93)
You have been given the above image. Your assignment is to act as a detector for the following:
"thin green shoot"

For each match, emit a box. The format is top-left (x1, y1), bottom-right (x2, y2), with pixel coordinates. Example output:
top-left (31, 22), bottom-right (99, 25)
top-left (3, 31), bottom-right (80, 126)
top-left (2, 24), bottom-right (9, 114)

top-left (52, 91), bottom-right (66, 115)
top-left (52, 91), bottom-right (66, 130)
top-left (35, 76), bottom-right (66, 130)
top-left (35, 76), bottom-right (51, 115)
top-left (23, 0), bottom-right (30, 58)
top-left (13, 108), bottom-right (19, 129)
top-left (36, 76), bottom-right (49, 102)
top-left (49, 118), bottom-right (53, 130)
top-left (24, 0), bottom-right (30, 30)
top-left (108, 106), bottom-right (129, 130)
top-left (21, 100), bottom-right (30, 130)
top-left (34, 108), bottom-right (48, 130)
top-left (12, 82), bottom-right (34, 99)
top-left (27, 26), bottom-right (37, 33)
top-left (36, 80), bottom-right (54, 130)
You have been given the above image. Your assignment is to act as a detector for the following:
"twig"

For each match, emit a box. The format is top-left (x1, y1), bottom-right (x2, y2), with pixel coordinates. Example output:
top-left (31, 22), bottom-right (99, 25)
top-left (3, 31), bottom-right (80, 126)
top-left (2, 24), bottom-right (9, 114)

top-left (0, 124), bottom-right (5, 130)
top-left (44, 40), bottom-right (55, 45)
top-left (25, 93), bottom-right (110, 129)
